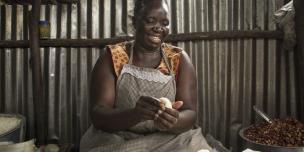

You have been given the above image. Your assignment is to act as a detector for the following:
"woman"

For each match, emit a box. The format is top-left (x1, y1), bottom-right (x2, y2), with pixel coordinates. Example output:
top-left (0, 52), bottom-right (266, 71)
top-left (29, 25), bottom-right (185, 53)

top-left (80, 0), bottom-right (215, 151)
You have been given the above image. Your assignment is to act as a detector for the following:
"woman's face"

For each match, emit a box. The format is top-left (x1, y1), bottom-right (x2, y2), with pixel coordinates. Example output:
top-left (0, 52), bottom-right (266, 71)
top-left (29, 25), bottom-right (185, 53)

top-left (134, 0), bottom-right (170, 51)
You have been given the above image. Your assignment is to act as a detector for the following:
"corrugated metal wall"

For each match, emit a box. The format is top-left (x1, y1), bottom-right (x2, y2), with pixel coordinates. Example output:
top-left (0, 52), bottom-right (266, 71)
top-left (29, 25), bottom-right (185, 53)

top-left (0, 0), bottom-right (300, 151)
top-left (189, 1), bottom-right (297, 151)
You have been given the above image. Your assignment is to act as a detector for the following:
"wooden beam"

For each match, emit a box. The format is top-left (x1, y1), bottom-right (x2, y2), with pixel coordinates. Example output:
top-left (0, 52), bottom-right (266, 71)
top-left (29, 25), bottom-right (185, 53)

top-left (29, 0), bottom-right (45, 145)
top-left (0, 31), bottom-right (283, 48)
top-left (294, 0), bottom-right (304, 122)
top-left (2, 0), bottom-right (78, 5)
top-left (166, 30), bottom-right (283, 42)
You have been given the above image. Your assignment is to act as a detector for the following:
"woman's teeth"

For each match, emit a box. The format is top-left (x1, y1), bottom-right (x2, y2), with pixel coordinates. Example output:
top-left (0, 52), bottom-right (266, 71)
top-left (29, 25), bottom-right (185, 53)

top-left (150, 36), bottom-right (161, 42)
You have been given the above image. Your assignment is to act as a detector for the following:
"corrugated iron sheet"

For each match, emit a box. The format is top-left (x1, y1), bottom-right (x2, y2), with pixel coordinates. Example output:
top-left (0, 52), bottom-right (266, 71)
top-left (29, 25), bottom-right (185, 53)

top-left (0, 0), bottom-right (300, 151)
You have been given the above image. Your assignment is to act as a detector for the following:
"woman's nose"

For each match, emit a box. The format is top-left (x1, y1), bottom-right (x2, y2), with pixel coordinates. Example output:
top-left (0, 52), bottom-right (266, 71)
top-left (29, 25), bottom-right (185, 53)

top-left (152, 25), bottom-right (163, 32)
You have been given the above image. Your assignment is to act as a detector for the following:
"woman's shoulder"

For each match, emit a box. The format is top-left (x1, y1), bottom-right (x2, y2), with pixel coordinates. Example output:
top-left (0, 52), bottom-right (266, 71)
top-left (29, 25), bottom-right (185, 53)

top-left (107, 41), bottom-right (130, 53)
top-left (162, 43), bottom-right (183, 56)
top-left (160, 43), bottom-right (183, 75)
top-left (106, 41), bottom-right (130, 76)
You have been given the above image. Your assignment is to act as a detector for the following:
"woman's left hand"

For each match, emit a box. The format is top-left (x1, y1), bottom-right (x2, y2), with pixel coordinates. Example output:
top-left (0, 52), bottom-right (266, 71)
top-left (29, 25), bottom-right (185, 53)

top-left (154, 101), bottom-right (183, 131)
top-left (154, 108), bottom-right (179, 130)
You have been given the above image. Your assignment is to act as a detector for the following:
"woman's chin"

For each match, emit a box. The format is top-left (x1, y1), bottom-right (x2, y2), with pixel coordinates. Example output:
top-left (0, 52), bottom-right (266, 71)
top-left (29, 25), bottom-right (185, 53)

top-left (148, 44), bottom-right (162, 51)
top-left (136, 38), bottom-right (163, 51)
top-left (145, 40), bottom-right (162, 50)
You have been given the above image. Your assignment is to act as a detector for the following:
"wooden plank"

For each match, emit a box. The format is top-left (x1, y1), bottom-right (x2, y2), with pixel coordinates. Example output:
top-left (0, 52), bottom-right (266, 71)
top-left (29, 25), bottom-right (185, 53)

top-left (28, 0), bottom-right (45, 145)
top-left (0, 31), bottom-right (283, 48)
top-left (2, 0), bottom-right (78, 5)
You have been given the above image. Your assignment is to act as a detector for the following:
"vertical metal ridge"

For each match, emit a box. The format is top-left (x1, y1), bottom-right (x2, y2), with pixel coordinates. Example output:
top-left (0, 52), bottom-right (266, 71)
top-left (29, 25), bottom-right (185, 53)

top-left (87, 0), bottom-right (93, 90)
top-left (78, 0), bottom-right (89, 140)
top-left (0, 6), bottom-right (3, 40)
top-left (110, 0), bottom-right (116, 37)
top-left (11, 5), bottom-right (17, 113)
top-left (70, 3), bottom-right (79, 145)
top-left (4, 6), bottom-right (12, 113)
top-left (15, 5), bottom-right (23, 114)
top-left (103, 0), bottom-right (111, 38)
top-left (266, 0), bottom-right (277, 118)
top-left (65, 4), bottom-right (73, 142)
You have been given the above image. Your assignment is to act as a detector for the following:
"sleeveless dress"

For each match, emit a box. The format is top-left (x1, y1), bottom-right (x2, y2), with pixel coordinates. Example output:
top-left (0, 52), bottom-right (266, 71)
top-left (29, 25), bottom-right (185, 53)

top-left (79, 41), bottom-right (215, 152)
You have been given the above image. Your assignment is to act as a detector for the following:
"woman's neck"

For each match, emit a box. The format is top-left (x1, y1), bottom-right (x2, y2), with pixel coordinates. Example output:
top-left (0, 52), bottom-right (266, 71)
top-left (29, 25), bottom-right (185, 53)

top-left (132, 42), bottom-right (162, 68)
top-left (133, 42), bottom-right (161, 58)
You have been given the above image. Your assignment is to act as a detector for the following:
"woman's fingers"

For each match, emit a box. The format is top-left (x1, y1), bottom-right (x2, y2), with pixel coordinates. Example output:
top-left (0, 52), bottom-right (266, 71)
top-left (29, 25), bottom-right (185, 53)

top-left (159, 109), bottom-right (179, 124)
top-left (136, 106), bottom-right (155, 120)
top-left (135, 96), bottom-right (165, 121)
top-left (140, 96), bottom-right (162, 107)
top-left (172, 101), bottom-right (183, 109)
top-left (154, 119), bottom-right (167, 130)
top-left (155, 115), bottom-right (175, 129)
top-left (137, 99), bottom-right (160, 111)
top-left (136, 96), bottom-right (184, 123)
top-left (154, 109), bottom-right (179, 130)
top-left (164, 108), bottom-right (179, 118)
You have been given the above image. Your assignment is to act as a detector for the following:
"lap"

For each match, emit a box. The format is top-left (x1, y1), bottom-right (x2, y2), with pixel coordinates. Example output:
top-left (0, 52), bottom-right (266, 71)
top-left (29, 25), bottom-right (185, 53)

top-left (80, 126), bottom-right (215, 152)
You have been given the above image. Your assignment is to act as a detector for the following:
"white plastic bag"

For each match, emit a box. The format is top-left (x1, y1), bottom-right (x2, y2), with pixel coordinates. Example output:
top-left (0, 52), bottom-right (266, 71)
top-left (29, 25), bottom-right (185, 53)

top-left (0, 139), bottom-right (36, 152)
top-left (274, 1), bottom-right (296, 51)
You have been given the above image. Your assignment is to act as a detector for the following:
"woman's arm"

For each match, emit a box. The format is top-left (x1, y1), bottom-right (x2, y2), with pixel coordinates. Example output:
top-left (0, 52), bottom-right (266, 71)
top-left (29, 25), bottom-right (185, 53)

top-left (172, 50), bottom-right (198, 133)
top-left (90, 49), bottom-right (161, 132)
top-left (90, 50), bottom-right (139, 132)
top-left (155, 50), bottom-right (198, 133)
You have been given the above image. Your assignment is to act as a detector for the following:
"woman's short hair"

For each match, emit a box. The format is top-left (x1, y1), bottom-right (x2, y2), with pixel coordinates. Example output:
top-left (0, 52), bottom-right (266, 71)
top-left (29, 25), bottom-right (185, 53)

top-left (133, 0), bottom-right (169, 19)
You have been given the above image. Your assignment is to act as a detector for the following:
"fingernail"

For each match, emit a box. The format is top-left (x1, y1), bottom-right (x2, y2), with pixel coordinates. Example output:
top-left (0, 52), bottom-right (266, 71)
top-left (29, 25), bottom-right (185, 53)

top-left (158, 110), bottom-right (163, 114)
top-left (154, 114), bottom-right (159, 120)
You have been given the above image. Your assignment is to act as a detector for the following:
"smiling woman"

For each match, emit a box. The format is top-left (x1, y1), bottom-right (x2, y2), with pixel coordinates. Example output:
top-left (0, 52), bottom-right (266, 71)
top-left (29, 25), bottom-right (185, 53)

top-left (79, 0), bottom-right (216, 152)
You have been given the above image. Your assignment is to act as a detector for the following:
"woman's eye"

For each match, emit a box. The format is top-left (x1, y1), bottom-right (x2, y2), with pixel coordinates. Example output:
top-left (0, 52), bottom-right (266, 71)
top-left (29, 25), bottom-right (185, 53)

top-left (145, 18), bottom-right (155, 24)
top-left (163, 21), bottom-right (169, 26)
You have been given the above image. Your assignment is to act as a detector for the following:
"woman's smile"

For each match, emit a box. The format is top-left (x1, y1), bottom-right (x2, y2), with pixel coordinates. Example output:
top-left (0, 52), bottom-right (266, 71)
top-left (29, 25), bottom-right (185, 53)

top-left (147, 34), bottom-right (162, 44)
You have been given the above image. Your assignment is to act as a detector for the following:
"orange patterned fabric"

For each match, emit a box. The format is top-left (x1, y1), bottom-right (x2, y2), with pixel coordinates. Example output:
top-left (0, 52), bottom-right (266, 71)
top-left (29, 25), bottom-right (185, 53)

top-left (107, 42), bottom-right (182, 77)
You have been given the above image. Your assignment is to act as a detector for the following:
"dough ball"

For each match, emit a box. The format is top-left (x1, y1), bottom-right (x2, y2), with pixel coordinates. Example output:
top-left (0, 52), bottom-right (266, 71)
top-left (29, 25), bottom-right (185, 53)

top-left (159, 97), bottom-right (172, 109)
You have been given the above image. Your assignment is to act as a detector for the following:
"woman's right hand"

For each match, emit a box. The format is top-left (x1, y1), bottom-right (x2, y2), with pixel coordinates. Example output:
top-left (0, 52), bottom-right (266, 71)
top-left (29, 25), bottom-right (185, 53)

top-left (134, 96), bottom-right (163, 121)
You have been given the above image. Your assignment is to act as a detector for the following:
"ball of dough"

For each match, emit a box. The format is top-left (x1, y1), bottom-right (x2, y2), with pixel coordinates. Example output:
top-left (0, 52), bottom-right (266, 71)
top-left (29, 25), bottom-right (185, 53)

top-left (159, 97), bottom-right (172, 109)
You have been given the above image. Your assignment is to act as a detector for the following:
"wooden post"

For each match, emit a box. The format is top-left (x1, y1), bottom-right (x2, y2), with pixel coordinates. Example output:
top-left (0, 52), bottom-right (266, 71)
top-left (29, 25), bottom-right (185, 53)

top-left (0, 31), bottom-right (283, 48)
top-left (294, 0), bottom-right (304, 122)
top-left (29, 0), bottom-right (46, 144)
